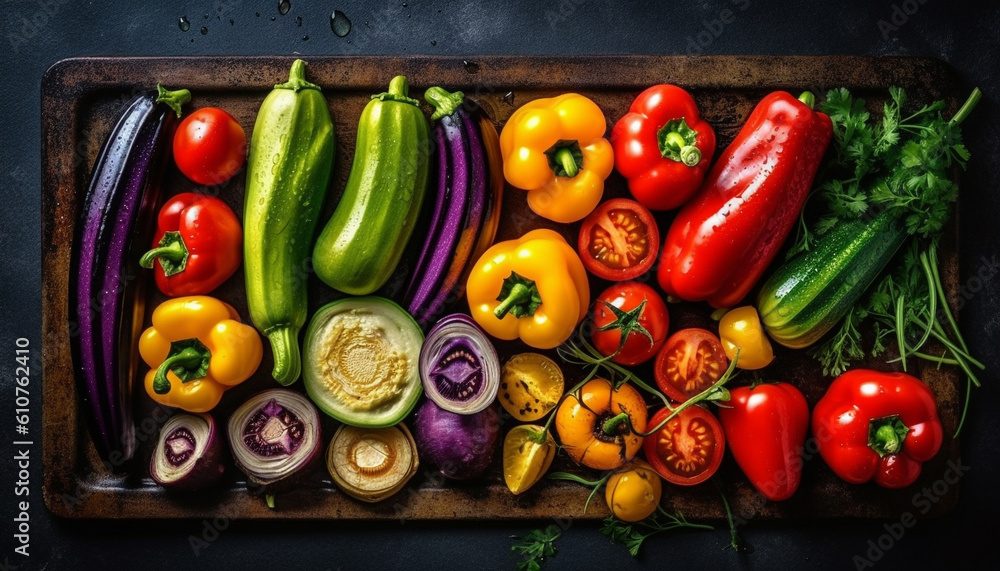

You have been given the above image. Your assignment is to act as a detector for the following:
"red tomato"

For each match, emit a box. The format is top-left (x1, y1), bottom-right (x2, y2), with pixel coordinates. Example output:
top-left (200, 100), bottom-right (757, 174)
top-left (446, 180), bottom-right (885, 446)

top-left (577, 198), bottom-right (659, 281)
top-left (654, 328), bottom-right (729, 403)
top-left (173, 107), bottom-right (247, 186)
top-left (591, 282), bottom-right (669, 366)
top-left (643, 405), bottom-right (725, 486)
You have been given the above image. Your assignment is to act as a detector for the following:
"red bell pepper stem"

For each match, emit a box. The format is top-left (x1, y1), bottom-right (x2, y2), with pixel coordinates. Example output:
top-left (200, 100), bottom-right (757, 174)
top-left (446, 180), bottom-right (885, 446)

top-left (139, 231), bottom-right (189, 275)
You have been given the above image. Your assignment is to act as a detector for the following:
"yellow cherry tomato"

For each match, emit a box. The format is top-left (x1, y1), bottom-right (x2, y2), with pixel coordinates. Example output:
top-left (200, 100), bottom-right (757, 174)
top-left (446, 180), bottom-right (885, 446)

top-left (605, 458), bottom-right (663, 522)
top-left (499, 353), bottom-right (565, 422)
top-left (718, 306), bottom-right (775, 370)
top-left (502, 425), bottom-right (557, 495)
top-left (554, 378), bottom-right (647, 470)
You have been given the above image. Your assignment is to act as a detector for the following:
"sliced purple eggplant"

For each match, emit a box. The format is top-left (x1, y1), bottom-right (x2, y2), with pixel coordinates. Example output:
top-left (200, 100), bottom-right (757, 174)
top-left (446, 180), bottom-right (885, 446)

top-left (150, 412), bottom-right (226, 491)
top-left (413, 398), bottom-right (500, 480)
top-left (69, 85), bottom-right (190, 466)
top-left (227, 389), bottom-right (322, 497)
top-left (401, 88), bottom-right (503, 327)
top-left (419, 314), bottom-right (500, 415)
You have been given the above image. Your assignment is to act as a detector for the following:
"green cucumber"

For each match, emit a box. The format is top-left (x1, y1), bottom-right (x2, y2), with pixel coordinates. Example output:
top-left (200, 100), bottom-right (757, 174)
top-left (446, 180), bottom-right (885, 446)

top-left (757, 210), bottom-right (908, 349)
top-left (243, 59), bottom-right (335, 385)
top-left (312, 75), bottom-right (431, 295)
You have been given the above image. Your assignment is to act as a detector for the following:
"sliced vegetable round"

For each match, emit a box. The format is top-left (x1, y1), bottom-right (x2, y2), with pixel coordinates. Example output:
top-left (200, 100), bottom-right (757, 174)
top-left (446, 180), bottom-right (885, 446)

top-left (502, 424), bottom-right (556, 495)
top-left (643, 405), bottom-right (725, 486)
top-left (718, 306), bottom-right (774, 370)
top-left (498, 353), bottom-right (565, 422)
top-left (654, 328), bottom-right (729, 403)
top-left (419, 314), bottom-right (500, 415)
top-left (227, 388), bottom-right (322, 491)
top-left (605, 458), bottom-right (663, 522)
top-left (150, 412), bottom-right (226, 491)
top-left (327, 423), bottom-right (419, 503)
top-left (578, 198), bottom-right (659, 281)
top-left (304, 297), bottom-right (424, 427)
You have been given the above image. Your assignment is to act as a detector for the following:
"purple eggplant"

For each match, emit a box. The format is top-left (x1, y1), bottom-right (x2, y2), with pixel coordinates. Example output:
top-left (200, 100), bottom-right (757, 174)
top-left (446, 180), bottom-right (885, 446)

top-left (401, 88), bottom-right (502, 327)
top-left (150, 413), bottom-right (226, 491)
top-left (413, 398), bottom-right (500, 480)
top-left (69, 85), bottom-right (190, 466)
top-left (418, 314), bottom-right (500, 415)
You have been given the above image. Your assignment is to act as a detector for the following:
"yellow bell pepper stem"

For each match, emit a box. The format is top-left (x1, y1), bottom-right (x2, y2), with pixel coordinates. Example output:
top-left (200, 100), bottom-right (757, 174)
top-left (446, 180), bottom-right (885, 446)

top-left (152, 340), bottom-right (211, 394)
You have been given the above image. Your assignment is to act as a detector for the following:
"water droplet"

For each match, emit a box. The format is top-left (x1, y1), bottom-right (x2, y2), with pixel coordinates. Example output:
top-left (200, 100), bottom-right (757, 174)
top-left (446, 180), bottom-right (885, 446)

top-left (271, 16), bottom-right (276, 21)
top-left (430, 40), bottom-right (437, 46)
top-left (302, 35), bottom-right (309, 41)
top-left (463, 60), bottom-right (480, 74)
top-left (278, 0), bottom-right (291, 15)
top-left (402, 2), bottom-right (408, 7)
top-left (502, 91), bottom-right (515, 106)
top-left (178, 16), bottom-right (191, 32)
top-left (230, 19), bottom-right (235, 26)
top-left (200, 26), bottom-right (208, 35)
top-left (330, 10), bottom-right (351, 37)
top-left (255, 12), bottom-right (261, 17)
top-left (295, 15), bottom-right (302, 27)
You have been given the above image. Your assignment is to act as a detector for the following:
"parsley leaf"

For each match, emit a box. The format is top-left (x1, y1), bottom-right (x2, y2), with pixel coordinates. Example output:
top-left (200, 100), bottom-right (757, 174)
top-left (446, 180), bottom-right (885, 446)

top-left (511, 525), bottom-right (562, 571)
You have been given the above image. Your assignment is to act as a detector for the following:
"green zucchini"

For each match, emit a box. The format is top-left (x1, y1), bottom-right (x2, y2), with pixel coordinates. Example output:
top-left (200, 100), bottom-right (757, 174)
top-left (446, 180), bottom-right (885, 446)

top-left (312, 75), bottom-right (431, 295)
top-left (757, 210), bottom-right (908, 349)
top-left (244, 59), bottom-right (335, 385)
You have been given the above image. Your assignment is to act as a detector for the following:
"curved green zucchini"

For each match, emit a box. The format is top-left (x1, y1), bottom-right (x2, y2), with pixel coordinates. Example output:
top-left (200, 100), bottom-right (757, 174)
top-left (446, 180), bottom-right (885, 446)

top-left (312, 75), bottom-right (431, 295)
top-left (757, 210), bottom-right (908, 349)
top-left (243, 59), bottom-right (335, 385)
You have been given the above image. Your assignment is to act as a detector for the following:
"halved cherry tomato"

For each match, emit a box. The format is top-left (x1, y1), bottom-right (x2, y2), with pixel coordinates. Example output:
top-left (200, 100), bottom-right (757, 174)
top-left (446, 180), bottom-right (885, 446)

top-left (718, 306), bottom-right (774, 370)
top-left (173, 107), bottom-right (247, 186)
top-left (591, 281), bottom-right (669, 366)
top-left (577, 198), bottom-right (659, 281)
top-left (498, 353), bottom-right (565, 422)
top-left (605, 458), bottom-right (662, 522)
top-left (643, 405), bottom-right (725, 486)
top-left (654, 328), bottom-right (729, 403)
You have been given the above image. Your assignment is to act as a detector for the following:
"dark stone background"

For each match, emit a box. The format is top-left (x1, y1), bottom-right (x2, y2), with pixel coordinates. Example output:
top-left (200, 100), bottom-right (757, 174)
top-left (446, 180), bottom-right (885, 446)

top-left (2, 0), bottom-right (997, 569)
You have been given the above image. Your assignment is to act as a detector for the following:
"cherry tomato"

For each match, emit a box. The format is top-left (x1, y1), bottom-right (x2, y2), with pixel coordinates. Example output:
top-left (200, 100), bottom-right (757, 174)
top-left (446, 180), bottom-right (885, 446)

top-left (577, 198), bottom-right (660, 281)
top-left (643, 405), bottom-right (725, 486)
top-left (498, 353), bottom-right (565, 422)
top-left (718, 306), bottom-right (775, 370)
top-left (591, 282), bottom-right (669, 366)
top-left (173, 107), bottom-right (247, 186)
top-left (654, 328), bottom-right (728, 403)
top-left (554, 378), bottom-right (648, 471)
top-left (605, 458), bottom-right (662, 522)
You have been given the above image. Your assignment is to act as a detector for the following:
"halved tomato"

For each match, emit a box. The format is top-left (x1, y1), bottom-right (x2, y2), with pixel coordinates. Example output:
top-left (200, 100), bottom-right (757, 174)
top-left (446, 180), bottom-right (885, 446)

top-left (577, 198), bottom-right (659, 281)
top-left (654, 328), bottom-right (729, 403)
top-left (643, 405), bottom-right (725, 486)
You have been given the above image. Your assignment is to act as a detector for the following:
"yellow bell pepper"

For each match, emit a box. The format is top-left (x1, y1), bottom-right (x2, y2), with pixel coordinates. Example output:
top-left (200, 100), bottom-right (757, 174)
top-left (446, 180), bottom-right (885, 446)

top-left (499, 93), bottom-right (614, 223)
top-left (138, 296), bottom-right (263, 412)
top-left (466, 229), bottom-right (589, 349)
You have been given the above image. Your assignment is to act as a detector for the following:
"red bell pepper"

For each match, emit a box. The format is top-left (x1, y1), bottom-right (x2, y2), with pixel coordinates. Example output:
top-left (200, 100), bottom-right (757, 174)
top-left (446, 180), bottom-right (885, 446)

top-left (717, 382), bottom-right (809, 501)
top-left (656, 91), bottom-right (832, 308)
top-left (812, 369), bottom-right (943, 489)
top-left (610, 84), bottom-right (716, 211)
top-left (139, 193), bottom-right (242, 296)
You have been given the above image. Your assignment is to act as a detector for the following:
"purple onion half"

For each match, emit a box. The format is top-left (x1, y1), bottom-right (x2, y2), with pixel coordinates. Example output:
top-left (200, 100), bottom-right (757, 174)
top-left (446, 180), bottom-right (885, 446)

top-left (418, 314), bottom-right (500, 415)
top-left (413, 398), bottom-right (500, 480)
top-left (227, 388), bottom-right (322, 492)
top-left (150, 412), bottom-right (226, 491)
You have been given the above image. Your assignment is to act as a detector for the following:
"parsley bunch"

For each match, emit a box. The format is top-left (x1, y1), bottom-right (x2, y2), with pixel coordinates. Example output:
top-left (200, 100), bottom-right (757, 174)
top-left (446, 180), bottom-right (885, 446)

top-left (792, 86), bottom-right (983, 433)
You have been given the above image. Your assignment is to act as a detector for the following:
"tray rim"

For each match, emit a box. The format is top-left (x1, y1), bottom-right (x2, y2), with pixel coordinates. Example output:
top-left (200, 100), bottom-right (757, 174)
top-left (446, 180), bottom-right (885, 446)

top-left (41, 54), bottom-right (964, 520)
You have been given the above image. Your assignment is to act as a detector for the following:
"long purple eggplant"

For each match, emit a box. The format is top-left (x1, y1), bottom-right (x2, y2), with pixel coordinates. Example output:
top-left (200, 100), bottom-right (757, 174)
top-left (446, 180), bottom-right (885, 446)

top-left (69, 85), bottom-right (189, 466)
top-left (403, 88), bottom-right (502, 327)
